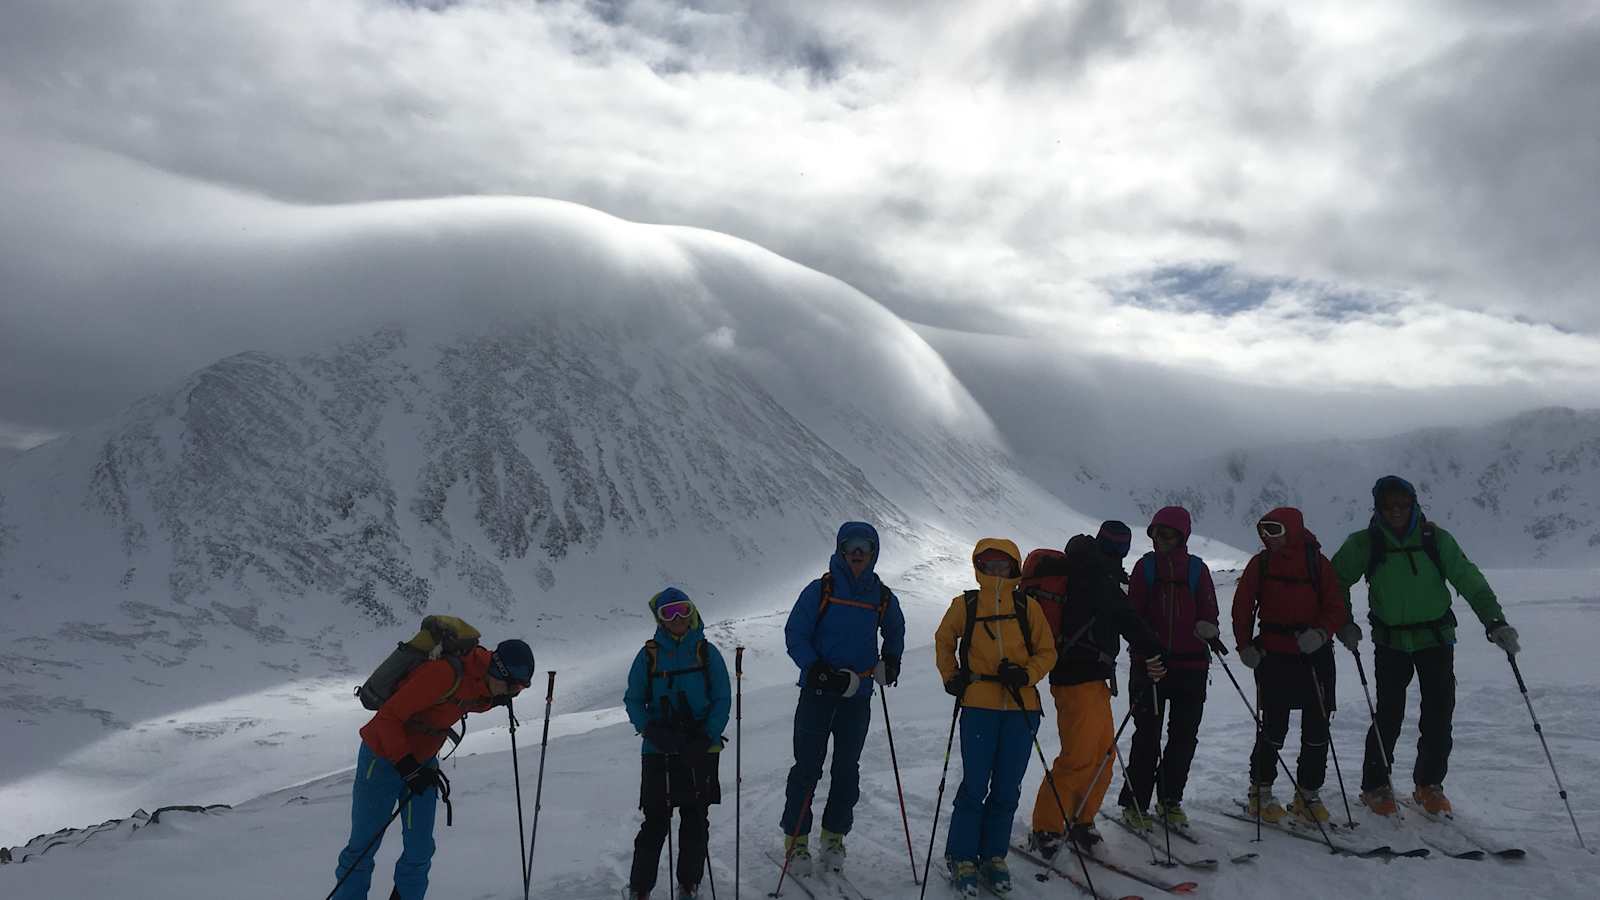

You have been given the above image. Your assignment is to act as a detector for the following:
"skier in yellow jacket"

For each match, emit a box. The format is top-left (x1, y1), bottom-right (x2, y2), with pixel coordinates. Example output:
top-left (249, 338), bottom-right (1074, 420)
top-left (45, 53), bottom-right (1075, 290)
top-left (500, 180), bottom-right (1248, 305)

top-left (935, 539), bottom-right (1057, 897)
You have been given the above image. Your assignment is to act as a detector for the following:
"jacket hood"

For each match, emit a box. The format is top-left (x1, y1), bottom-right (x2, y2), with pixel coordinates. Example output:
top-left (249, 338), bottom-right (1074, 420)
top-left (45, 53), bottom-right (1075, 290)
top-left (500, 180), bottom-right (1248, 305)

top-left (1147, 506), bottom-right (1193, 542)
top-left (648, 586), bottom-right (705, 642)
top-left (1257, 506), bottom-right (1307, 548)
top-left (829, 521), bottom-right (883, 598)
top-left (972, 538), bottom-right (1023, 594)
top-left (1370, 474), bottom-right (1421, 537)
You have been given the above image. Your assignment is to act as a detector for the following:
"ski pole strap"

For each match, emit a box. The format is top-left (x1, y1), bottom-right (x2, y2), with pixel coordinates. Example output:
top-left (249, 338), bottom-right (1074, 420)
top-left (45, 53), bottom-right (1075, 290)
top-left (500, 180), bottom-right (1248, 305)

top-left (436, 769), bottom-right (454, 827)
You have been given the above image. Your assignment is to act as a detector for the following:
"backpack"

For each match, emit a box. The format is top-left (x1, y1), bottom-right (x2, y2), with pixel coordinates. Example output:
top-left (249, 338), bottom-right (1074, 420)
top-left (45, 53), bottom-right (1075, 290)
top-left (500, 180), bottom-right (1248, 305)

top-left (1251, 543), bottom-right (1326, 630)
top-left (1138, 552), bottom-right (1204, 595)
top-left (1365, 518), bottom-right (1445, 581)
top-left (958, 587), bottom-right (1037, 673)
top-left (815, 572), bottom-right (894, 628)
top-left (355, 615), bottom-right (482, 711)
top-left (643, 636), bottom-right (713, 697)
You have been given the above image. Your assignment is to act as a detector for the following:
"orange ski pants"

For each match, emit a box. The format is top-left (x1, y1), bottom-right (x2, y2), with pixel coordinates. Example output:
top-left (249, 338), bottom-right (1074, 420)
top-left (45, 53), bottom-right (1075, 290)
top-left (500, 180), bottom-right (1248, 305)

top-left (1032, 681), bottom-right (1114, 833)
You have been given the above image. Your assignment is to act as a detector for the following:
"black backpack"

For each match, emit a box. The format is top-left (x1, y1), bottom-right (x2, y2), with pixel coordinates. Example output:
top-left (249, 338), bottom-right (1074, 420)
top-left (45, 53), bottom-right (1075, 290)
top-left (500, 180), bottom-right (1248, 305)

top-left (957, 587), bottom-right (1037, 673)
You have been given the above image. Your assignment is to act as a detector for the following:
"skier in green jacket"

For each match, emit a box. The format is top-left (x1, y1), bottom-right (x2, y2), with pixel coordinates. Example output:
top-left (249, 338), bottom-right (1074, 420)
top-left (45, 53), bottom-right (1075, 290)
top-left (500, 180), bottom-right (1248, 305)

top-left (1330, 475), bottom-right (1520, 816)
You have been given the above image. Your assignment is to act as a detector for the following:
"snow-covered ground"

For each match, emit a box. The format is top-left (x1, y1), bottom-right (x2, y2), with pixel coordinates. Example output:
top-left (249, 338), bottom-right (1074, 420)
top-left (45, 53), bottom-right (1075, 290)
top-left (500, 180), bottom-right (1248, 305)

top-left (4, 567), bottom-right (1596, 898)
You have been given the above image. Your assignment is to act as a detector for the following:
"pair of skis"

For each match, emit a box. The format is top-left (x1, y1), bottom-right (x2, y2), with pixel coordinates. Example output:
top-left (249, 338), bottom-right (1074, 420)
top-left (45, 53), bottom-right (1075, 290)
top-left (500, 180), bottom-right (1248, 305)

top-left (1396, 800), bottom-right (1527, 861)
top-left (1098, 811), bottom-right (1259, 869)
top-left (1219, 800), bottom-right (1429, 860)
top-left (761, 850), bottom-right (873, 900)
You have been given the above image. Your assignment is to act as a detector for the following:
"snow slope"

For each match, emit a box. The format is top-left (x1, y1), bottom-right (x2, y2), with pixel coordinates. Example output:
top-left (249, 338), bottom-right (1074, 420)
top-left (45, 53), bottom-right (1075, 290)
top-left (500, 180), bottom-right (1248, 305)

top-left (3, 568), bottom-right (1595, 898)
top-left (0, 196), bottom-right (1162, 846)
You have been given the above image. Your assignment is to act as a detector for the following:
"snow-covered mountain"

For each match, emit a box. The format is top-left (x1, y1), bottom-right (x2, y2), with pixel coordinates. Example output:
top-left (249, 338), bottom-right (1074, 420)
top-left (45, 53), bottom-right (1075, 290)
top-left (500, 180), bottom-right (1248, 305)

top-left (0, 197), bottom-right (1135, 847)
top-left (1105, 407), bottom-right (1600, 566)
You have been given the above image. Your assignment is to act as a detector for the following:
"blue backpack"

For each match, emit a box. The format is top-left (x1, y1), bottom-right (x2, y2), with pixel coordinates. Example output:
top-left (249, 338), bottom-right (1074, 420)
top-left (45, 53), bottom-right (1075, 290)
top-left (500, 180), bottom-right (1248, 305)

top-left (1138, 552), bottom-right (1204, 595)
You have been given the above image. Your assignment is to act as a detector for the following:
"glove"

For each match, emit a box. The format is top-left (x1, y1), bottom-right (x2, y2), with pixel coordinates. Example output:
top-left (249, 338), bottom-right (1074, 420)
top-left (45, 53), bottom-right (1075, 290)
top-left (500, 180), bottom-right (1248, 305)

top-left (1143, 654), bottom-right (1167, 682)
top-left (878, 654), bottom-right (901, 687)
top-left (1487, 622), bottom-right (1520, 656)
top-left (1239, 645), bottom-right (1264, 669)
top-left (806, 661), bottom-right (844, 694)
top-left (394, 755), bottom-right (442, 794)
top-left (643, 720), bottom-right (687, 754)
top-left (1193, 621), bottom-right (1219, 641)
top-left (996, 660), bottom-right (1030, 689)
top-left (1297, 628), bottom-right (1328, 655)
top-left (1336, 622), bottom-right (1362, 652)
top-left (943, 668), bottom-right (971, 697)
top-left (683, 730), bottom-right (715, 754)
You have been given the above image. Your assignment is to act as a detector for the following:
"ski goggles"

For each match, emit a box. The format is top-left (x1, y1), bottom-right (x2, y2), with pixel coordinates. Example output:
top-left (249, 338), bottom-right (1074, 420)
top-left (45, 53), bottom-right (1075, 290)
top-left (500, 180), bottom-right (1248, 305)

top-left (656, 599), bottom-right (695, 623)
top-left (839, 537), bottom-right (876, 556)
top-left (1256, 520), bottom-right (1288, 539)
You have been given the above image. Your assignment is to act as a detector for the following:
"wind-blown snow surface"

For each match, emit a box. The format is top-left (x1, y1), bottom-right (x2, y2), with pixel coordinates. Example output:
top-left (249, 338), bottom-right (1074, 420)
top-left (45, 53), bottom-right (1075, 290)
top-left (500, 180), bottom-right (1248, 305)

top-left (2, 569), bottom-right (1596, 898)
top-left (0, 196), bottom-right (1169, 846)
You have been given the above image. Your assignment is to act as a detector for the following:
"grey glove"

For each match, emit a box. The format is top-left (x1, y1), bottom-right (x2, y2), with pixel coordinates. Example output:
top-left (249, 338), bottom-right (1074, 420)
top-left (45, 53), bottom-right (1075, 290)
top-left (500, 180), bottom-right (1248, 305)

top-left (1239, 645), bottom-right (1264, 669)
top-left (1488, 622), bottom-right (1520, 656)
top-left (1336, 622), bottom-right (1362, 651)
top-left (1297, 628), bottom-right (1328, 655)
top-left (1193, 620), bottom-right (1219, 641)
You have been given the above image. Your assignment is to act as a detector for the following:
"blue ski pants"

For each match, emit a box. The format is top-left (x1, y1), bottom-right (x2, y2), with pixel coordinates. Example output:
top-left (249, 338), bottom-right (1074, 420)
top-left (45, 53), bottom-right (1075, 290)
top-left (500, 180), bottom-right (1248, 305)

top-left (331, 742), bottom-right (439, 900)
top-left (780, 688), bottom-right (873, 836)
top-left (946, 707), bottom-right (1040, 863)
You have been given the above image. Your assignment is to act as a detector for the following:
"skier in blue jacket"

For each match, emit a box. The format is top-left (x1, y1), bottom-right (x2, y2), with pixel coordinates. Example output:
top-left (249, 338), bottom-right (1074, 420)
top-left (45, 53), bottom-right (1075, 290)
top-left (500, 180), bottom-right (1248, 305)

top-left (779, 522), bottom-right (907, 874)
top-left (623, 588), bottom-right (733, 900)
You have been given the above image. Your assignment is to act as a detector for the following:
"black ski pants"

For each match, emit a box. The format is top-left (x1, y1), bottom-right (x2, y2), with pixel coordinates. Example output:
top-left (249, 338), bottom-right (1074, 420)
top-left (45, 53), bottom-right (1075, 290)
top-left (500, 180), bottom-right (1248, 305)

top-left (1249, 650), bottom-right (1334, 791)
top-left (1361, 643), bottom-right (1455, 791)
top-left (630, 751), bottom-right (722, 893)
top-left (1118, 668), bottom-right (1206, 810)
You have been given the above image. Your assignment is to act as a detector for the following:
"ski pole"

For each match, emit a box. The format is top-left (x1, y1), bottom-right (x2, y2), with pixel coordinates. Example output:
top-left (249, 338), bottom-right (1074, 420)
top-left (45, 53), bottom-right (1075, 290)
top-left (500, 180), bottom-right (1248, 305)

top-left (325, 790), bottom-right (410, 900)
top-left (1506, 654), bottom-right (1589, 851)
top-left (1006, 683), bottom-right (1099, 897)
top-left (1214, 651), bottom-right (1339, 852)
top-left (1109, 730), bottom-right (1161, 866)
top-left (1306, 657), bottom-right (1356, 828)
top-left (509, 700), bottom-right (529, 889)
top-left (1150, 679), bottom-right (1172, 866)
top-left (522, 671), bottom-right (557, 897)
top-left (879, 684), bottom-right (920, 885)
top-left (735, 646), bottom-right (744, 900)
top-left (917, 696), bottom-right (962, 900)
top-left (1349, 649), bottom-right (1405, 823)
top-left (1253, 682), bottom-right (1263, 844)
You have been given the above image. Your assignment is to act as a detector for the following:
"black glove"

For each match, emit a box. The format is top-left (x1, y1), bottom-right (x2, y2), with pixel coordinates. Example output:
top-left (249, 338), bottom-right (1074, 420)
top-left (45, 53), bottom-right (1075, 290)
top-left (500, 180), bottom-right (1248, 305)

top-left (996, 660), bottom-right (1030, 689)
top-left (881, 654), bottom-right (901, 687)
top-left (943, 668), bottom-right (971, 697)
top-left (683, 730), bottom-right (714, 754)
top-left (806, 661), bottom-right (844, 693)
top-left (643, 720), bottom-right (686, 754)
top-left (394, 755), bottom-right (442, 794)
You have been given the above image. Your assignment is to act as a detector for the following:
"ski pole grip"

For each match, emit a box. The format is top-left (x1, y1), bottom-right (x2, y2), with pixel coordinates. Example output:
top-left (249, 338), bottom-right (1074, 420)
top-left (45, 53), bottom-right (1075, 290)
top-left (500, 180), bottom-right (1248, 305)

top-left (736, 645), bottom-right (744, 675)
top-left (544, 671), bottom-right (556, 702)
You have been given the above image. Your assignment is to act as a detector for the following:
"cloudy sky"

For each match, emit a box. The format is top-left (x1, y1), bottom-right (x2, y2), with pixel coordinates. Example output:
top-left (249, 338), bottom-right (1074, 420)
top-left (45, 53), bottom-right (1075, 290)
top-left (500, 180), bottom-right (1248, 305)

top-left (2, 0), bottom-right (1598, 453)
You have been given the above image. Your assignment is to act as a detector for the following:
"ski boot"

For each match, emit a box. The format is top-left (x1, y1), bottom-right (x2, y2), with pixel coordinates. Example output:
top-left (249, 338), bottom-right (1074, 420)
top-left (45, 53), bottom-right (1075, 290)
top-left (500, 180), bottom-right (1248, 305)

top-left (980, 857), bottom-right (1012, 895)
top-left (1157, 800), bottom-right (1190, 828)
top-left (784, 834), bottom-right (813, 876)
top-left (1247, 782), bottom-right (1287, 823)
top-left (946, 857), bottom-right (978, 899)
top-left (1067, 822), bottom-right (1103, 853)
top-left (678, 884), bottom-right (700, 900)
top-left (1027, 829), bottom-right (1063, 861)
top-left (1289, 789), bottom-right (1330, 825)
top-left (1413, 783), bottom-right (1453, 815)
top-left (1359, 784), bottom-right (1397, 817)
top-left (819, 829), bottom-right (847, 874)
top-left (622, 887), bottom-right (649, 900)
top-left (1121, 803), bottom-right (1155, 832)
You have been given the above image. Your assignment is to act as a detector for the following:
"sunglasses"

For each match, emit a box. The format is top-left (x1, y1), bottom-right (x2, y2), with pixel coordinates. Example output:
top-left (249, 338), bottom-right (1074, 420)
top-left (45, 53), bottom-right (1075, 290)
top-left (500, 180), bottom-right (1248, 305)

top-left (839, 538), bottom-right (875, 556)
top-left (656, 599), bottom-right (695, 622)
top-left (1378, 499), bottom-right (1413, 512)
top-left (1257, 520), bottom-right (1287, 539)
top-left (1152, 527), bottom-right (1182, 541)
